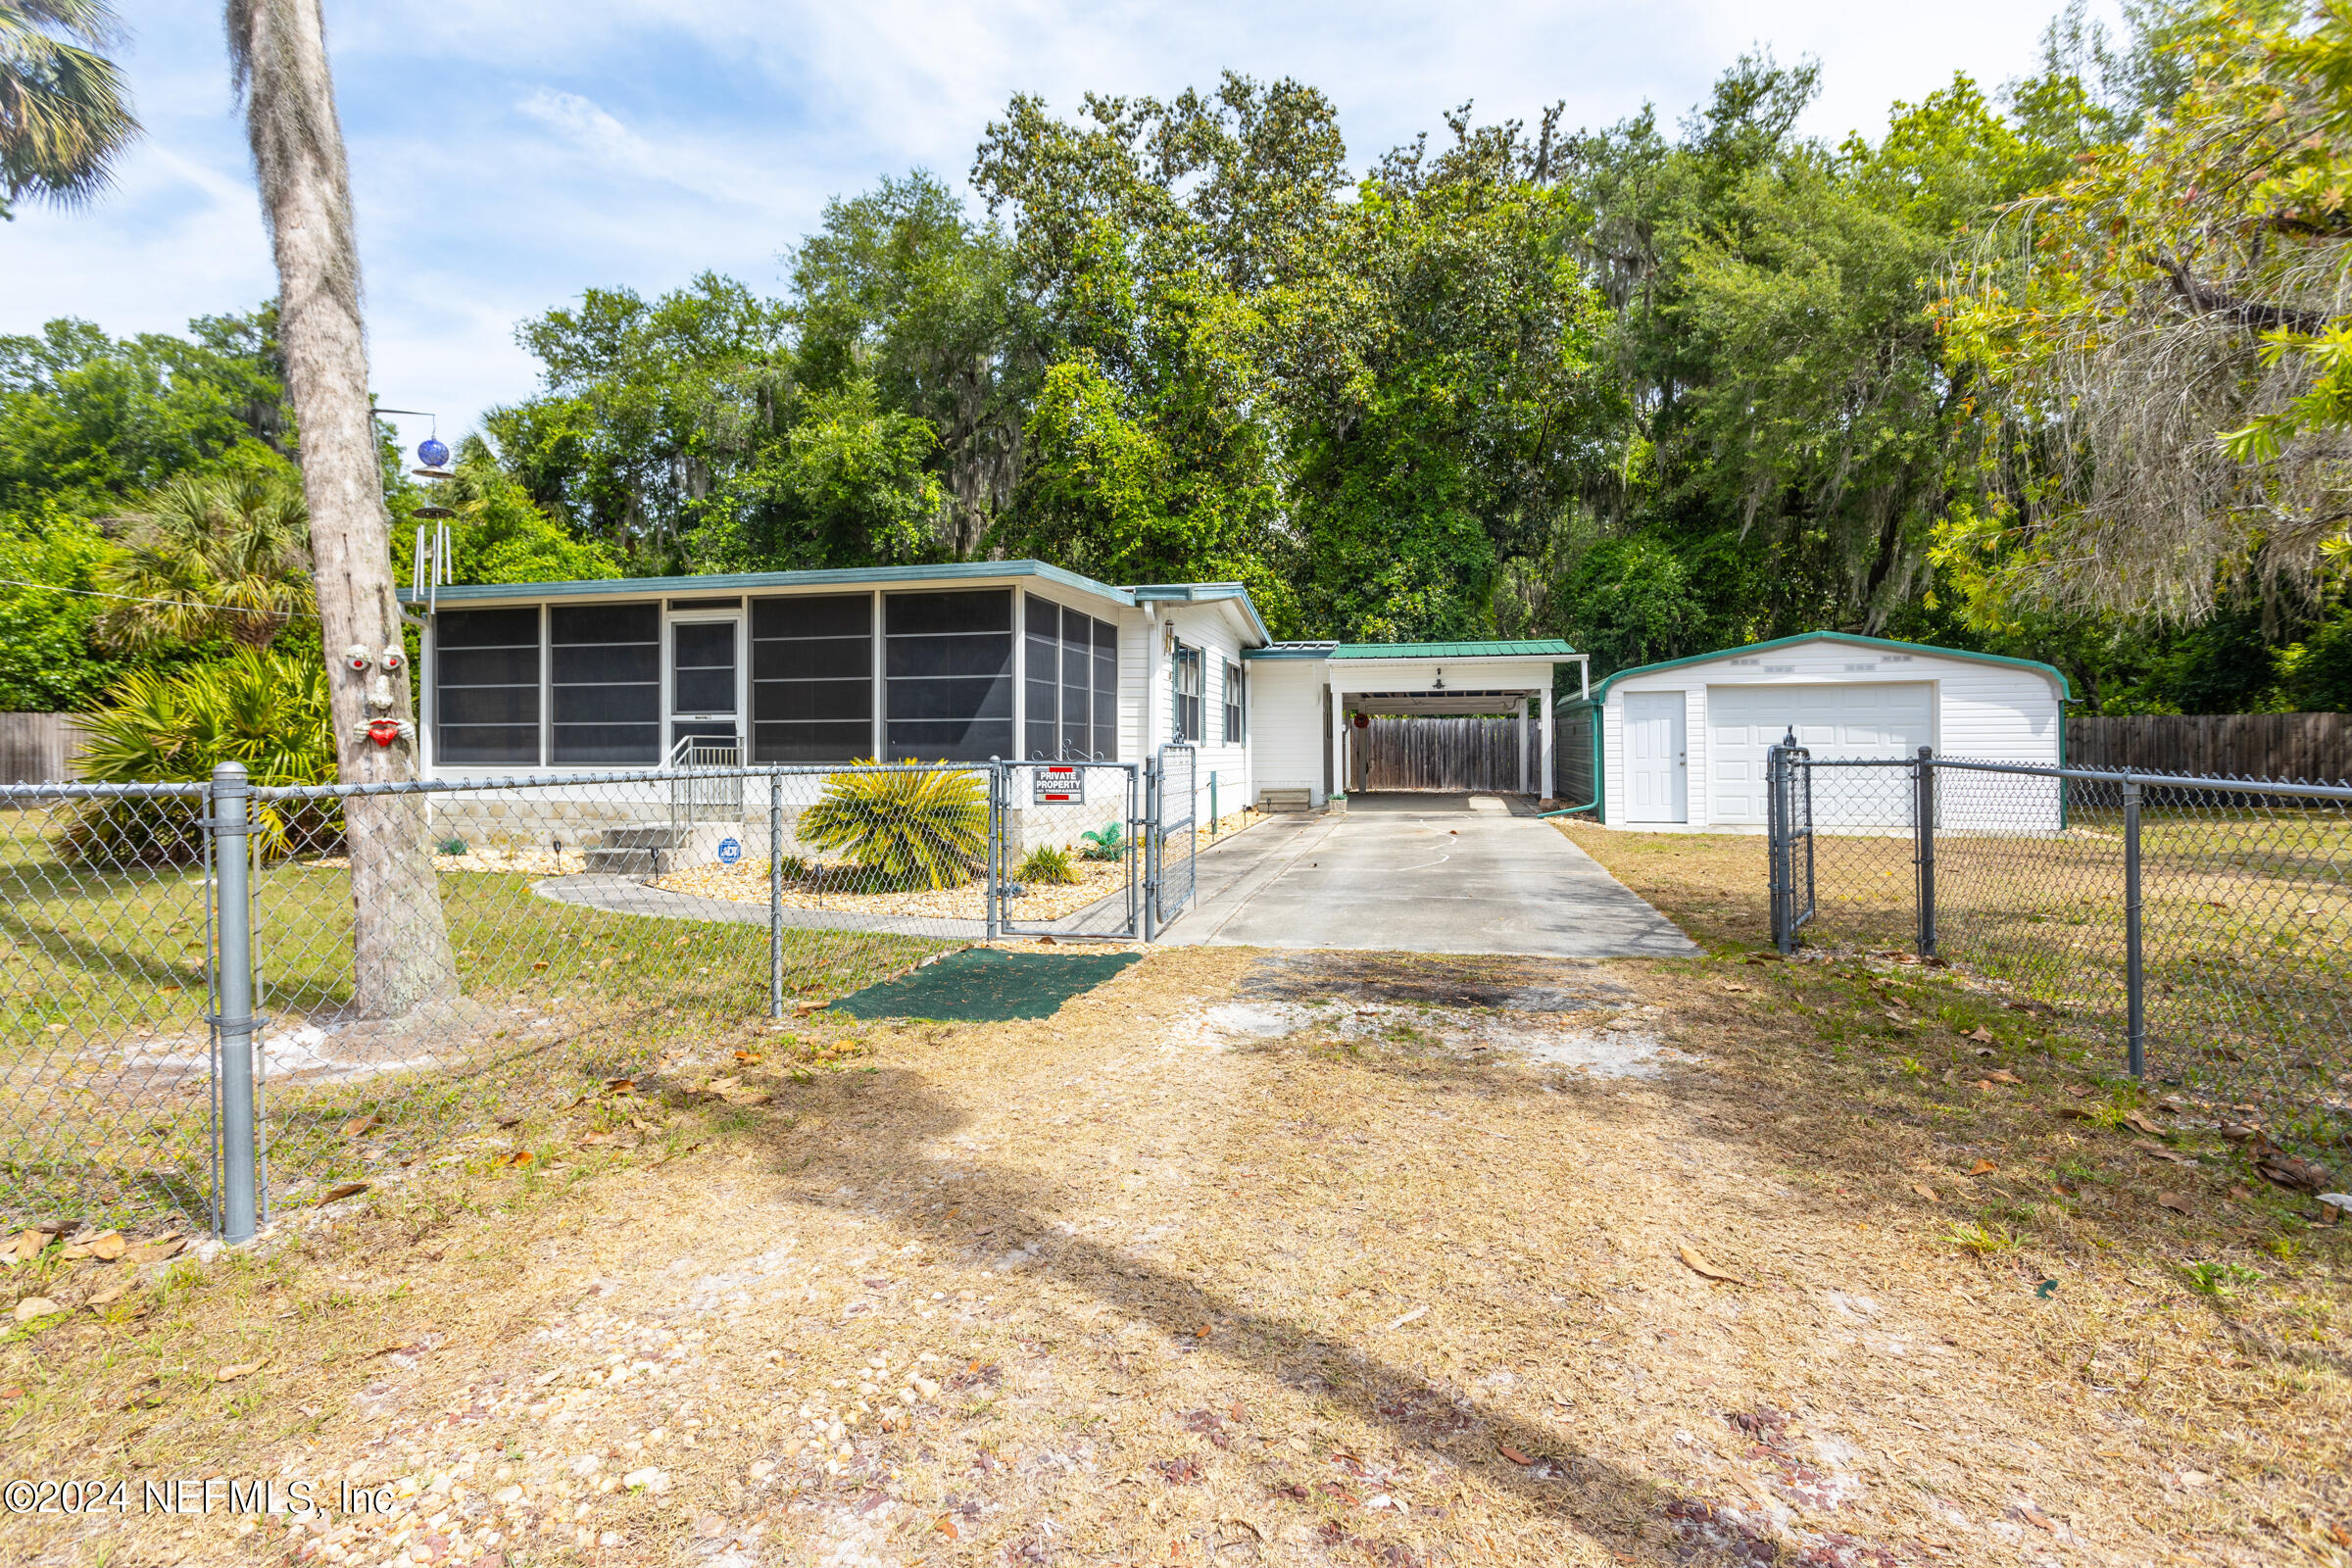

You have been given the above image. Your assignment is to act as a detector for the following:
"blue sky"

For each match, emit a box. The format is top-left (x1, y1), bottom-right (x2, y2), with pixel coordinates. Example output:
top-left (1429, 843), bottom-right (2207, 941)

top-left (8, 0), bottom-right (2113, 460)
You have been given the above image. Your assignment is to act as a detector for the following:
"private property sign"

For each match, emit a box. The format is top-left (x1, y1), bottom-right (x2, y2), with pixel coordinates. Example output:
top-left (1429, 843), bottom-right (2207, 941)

top-left (1032, 765), bottom-right (1085, 805)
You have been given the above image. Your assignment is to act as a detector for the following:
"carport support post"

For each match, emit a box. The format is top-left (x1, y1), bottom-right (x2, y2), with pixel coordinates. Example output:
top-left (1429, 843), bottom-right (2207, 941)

top-left (767, 771), bottom-right (784, 1018)
top-left (2123, 776), bottom-right (2145, 1079)
top-left (210, 761), bottom-right (258, 1245)
top-left (1914, 747), bottom-right (1936, 959)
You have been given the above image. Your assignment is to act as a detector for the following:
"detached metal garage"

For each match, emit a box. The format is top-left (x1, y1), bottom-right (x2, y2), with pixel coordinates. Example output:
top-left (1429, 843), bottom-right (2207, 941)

top-left (1561, 632), bottom-right (2070, 831)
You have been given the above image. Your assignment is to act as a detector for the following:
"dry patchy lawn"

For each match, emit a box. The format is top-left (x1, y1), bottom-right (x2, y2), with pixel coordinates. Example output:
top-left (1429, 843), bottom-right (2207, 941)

top-left (1, 933), bottom-right (2347, 1568)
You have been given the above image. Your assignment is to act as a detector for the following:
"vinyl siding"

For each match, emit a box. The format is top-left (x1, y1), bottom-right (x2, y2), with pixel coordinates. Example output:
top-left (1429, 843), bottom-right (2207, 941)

top-left (1158, 603), bottom-right (1251, 821)
top-left (1598, 640), bottom-right (2063, 833)
top-left (1247, 659), bottom-right (1328, 804)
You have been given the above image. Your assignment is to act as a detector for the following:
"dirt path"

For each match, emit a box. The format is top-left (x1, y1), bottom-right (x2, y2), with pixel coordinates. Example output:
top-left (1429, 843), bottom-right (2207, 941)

top-left (7, 946), bottom-right (2345, 1567)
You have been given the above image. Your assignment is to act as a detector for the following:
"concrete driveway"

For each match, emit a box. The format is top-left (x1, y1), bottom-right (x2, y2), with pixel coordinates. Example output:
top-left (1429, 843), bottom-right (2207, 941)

top-left (1162, 793), bottom-right (1696, 957)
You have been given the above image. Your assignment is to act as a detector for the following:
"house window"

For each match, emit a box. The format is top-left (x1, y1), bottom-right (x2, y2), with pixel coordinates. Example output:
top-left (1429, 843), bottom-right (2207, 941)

top-left (1223, 661), bottom-right (1245, 743)
top-left (1171, 643), bottom-right (1202, 743)
top-left (550, 602), bottom-right (661, 764)
top-left (434, 607), bottom-right (540, 765)
top-left (885, 589), bottom-right (1012, 761)
top-left (1024, 598), bottom-right (1120, 760)
top-left (751, 594), bottom-right (871, 762)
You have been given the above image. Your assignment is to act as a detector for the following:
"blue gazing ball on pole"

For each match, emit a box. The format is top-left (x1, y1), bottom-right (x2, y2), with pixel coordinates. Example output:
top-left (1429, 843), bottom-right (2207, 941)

top-left (417, 436), bottom-right (450, 467)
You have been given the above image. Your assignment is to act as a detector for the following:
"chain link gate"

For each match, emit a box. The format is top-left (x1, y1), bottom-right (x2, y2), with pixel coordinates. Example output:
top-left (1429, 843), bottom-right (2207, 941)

top-left (989, 761), bottom-right (1141, 941)
top-left (1767, 732), bottom-right (1816, 954)
top-left (1147, 744), bottom-right (1198, 937)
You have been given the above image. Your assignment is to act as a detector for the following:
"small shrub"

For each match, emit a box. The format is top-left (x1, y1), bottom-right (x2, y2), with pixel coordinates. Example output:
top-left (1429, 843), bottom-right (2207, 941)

top-left (439, 837), bottom-right (468, 856)
top-left (796, 763), bottom-right (987, 891)
top-left (1016, 845), bottom-right (1079, 885)
top-left (1079, 820), bottom-right (1125, 860)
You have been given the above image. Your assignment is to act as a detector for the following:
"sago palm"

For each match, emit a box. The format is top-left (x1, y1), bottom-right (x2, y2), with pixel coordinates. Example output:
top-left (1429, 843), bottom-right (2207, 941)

top-left (0, 0), bottom-right (140, 218)
top-left (797, 764), bottom-right (990, 891)
top-left (95, 470), bottom-right (314, 652)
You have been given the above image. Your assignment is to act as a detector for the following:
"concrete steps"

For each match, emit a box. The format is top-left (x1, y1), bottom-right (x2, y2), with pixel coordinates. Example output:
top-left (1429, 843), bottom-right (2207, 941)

top-left (583, 825), bottom-right (693, 876)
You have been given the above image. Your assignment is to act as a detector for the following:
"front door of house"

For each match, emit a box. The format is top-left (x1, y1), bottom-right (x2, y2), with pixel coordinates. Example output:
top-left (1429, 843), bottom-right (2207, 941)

top-left (669, 614), bottom-right (741, 759)
top-left (1624, 691), bottom-right (1687, 822)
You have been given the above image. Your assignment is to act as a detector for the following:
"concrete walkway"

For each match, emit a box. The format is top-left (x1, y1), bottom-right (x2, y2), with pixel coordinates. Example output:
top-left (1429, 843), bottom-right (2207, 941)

top-left (1161, 793), bottom-right (1696, 957)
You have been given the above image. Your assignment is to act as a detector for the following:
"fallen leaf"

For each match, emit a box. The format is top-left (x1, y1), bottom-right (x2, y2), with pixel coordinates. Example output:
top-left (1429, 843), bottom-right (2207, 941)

top-left (13, 1298), bottom-right (60, 1322)
top-left (603, 1077), bottom-right (634, 1094)
top-left (10, 1231), bottom-right (48, 1261)
top-left (2057, 1106), bottom-right (2098, 1121)
top-left (1194, 1323), bottom-right (1212, 1339)
top-left (1911, 1183), bottom-right (1937, 1200)
top-left (499, 1150), bottom-right (534, 1167)
top-left (85, 1277), bottom-right (133, 1308)
top-left (1968, 1160), bottom-right (1997, 1175)
top-left (1985, 1069), bottom-right (2022, 1085)
top-left (2229, 1184), bottom-right (2252, 1200)
top-left (126, 1235), bottom-right (184, 1264)
top-left (2064, 1084), bottom-right (2093, 1099)
top-left (317, 1182), bottom-right (369, 1205)
top-left (2256, 1154), bottom-right (2330, 1195)
top-left (1498, 1445), bottom-right (1535, 1465)
top-left (1677, 1244), bottom-right (1752, 1287)
top-left (2133, 1140), bottom-right (2198, 1165)
top-left (2121, 1110), bottom-right (2166, 1137)
top-left (341, 1114), bottom-right (380, 1139)
top-left (2156, 1193), bottom-right (2192, 1214)
top-left (1960, 1026), bottom-right (1997, 1044)
top-left (215, 1361), bottom-right (267, 1382)
top-left (0, 1386), bottom-right (21, 1399)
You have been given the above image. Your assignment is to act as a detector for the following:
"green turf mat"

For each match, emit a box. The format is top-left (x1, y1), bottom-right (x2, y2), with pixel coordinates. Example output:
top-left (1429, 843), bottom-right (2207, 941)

top-left (826, 947), bottom-right (1143, 1021)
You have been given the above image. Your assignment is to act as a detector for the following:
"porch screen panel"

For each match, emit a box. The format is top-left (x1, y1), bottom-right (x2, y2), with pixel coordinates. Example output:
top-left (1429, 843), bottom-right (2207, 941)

top-left (550, 602), bottom-right (660, 763)
top-left (1059, 610), bottom-right (1092, 760)
top-left (885, 590), bottom-right (1012, 761)
top-left (1092, 618), bottom-right (1117, 759)
top-left (1023, 598), bottom-right (1059, 760)
top-left (751, 595), bottom-right (871, 762)
top-left (434, 607), bottom-right (540, 764)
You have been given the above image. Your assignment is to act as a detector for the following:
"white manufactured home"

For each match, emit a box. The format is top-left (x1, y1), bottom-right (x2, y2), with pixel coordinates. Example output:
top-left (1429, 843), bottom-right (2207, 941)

top-left (1560, 632), bottom-right (2071, 832)
top-left (414, 561), bottom-right (1584, 817)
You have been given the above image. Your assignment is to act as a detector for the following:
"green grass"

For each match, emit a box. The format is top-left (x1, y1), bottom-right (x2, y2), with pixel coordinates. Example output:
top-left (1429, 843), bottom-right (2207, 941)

top-left (0, 810), bottom-right (949, 1233)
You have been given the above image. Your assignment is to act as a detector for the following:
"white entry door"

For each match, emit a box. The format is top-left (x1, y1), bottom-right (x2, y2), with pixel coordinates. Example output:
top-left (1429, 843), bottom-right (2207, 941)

top-left (1623, 691), bottom-right (1688, 822)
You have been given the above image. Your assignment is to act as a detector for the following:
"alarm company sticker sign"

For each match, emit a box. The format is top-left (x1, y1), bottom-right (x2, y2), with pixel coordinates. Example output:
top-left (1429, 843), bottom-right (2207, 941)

top-left (716, 837), bottom-right (743, 865)
top-left (1032, 765), bottom-right (1085, 806)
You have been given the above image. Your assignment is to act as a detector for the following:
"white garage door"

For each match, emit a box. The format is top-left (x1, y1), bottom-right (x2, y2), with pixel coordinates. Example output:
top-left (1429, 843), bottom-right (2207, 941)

top-left (1707, 682), bottom-right (1932, 826)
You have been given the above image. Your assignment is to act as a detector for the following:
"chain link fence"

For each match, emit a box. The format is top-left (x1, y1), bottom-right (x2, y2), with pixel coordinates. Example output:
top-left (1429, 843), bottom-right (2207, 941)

top-left (3, 757), bottom-right (1177, 1241)
top-left (1768, 746), bottom-right (2352, 1154)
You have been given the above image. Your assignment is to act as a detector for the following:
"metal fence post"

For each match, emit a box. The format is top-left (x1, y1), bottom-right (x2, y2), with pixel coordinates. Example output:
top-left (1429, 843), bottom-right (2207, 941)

top-left (767, 770), bottom-right (784, 1018)
top-left (210, 761), bottom-right (258, 1245)
top-left (1143, 758), bottom-right (1159, 943)
top-left (1915, 746), bottom-right (1937, 959)
top-left (1767, 743), bottom-right (1790, 954)
top-left (986, 760), bottom-right (1001, 942)
top-left (1209, 772), bottom-right (1218, 837)
top-left (2123, 775), bottom-right (2145, 1078)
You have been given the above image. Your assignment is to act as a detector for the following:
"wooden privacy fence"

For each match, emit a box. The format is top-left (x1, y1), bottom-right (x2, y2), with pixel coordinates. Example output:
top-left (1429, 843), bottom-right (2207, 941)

top-left (0, 712), bottom-right (90, 786)
top-left (2066, 712), bottom-right (2348, 783)
top-left (1354, 716), bottom-right (1523, 793)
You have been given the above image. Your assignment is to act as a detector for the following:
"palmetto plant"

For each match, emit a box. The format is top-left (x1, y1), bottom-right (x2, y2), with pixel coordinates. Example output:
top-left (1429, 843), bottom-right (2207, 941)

top-left (67, 647), bottom-right (338, 863)
top-left (95, 470), bottom-right (314, 652)
top-left (796, 764), bottom-right (988, 891)
top-left (0, 0), bottom-right (140, 219)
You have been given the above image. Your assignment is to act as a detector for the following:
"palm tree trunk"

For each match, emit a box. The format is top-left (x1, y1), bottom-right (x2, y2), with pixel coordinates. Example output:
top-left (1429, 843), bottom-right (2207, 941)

top-left (229, 0), bottom-right (456, 1017)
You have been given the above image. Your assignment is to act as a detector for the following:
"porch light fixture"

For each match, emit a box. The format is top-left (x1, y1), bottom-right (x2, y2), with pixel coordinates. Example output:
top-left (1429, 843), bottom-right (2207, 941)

top-left (1432, 667), bottom-right (1446, 690)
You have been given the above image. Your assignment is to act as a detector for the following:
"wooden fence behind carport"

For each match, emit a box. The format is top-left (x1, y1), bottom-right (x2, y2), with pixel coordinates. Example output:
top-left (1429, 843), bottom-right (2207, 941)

top-left (2064, 711), bottom-right (2348, 782)
top-left (1355, 716), bottom-right (1524, 793)
top-left (0, 712), bottom-right (91, 786)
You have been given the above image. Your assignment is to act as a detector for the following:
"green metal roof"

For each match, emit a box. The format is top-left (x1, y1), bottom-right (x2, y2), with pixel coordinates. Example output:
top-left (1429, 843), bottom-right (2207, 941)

top-left (1330, 639), bottom-right (1577, 660)
top-left (1568, 631), bottom-right (2072, 706)
top-left (1127, 581), bottom-right (1273, 644)
top-left (405, 558), bottom-right (1137, 609)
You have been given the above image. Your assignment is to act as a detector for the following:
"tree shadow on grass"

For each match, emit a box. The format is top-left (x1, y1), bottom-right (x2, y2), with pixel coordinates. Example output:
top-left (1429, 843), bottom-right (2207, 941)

top-left (741, 1065), bottom-right (1864, 1568)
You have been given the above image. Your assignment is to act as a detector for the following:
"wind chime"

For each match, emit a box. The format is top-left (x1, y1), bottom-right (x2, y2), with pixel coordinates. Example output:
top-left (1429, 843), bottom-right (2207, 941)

top-left (410, 428), bottom-right (457, 613)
